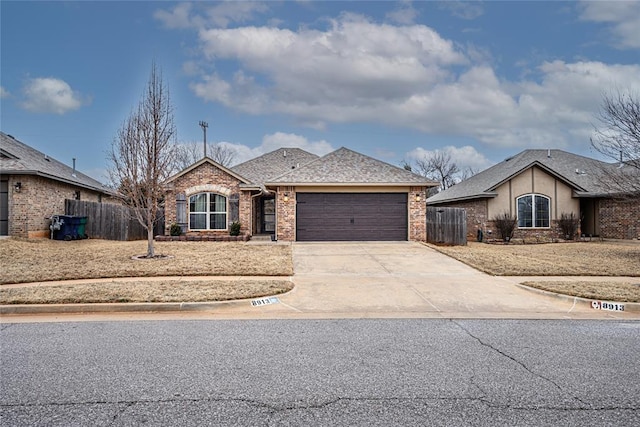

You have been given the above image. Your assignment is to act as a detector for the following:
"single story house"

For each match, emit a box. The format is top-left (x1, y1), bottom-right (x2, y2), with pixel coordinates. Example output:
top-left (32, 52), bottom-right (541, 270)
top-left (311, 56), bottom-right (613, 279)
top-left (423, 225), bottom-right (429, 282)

top-left (426, 149), bottom-right (640, 241)
top-left (0, 132), bottom-right (113, 238)
top-left (164, 147), bottom-right (437, 241)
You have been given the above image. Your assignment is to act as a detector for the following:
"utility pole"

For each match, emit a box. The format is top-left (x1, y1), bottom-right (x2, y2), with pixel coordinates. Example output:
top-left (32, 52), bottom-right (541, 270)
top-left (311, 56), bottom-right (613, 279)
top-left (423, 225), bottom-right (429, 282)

top-left (199, 120), bottom-right (208, 158)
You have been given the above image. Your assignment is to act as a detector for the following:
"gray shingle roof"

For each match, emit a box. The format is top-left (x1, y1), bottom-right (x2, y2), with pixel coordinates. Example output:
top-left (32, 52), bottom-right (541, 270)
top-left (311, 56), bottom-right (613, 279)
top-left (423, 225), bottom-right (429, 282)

top-left (0, 132), bottom-right (111, 194)
top-left (231, 148), bottom-right (319, 184)
top-left (267, 147), bottom-right (437, 186)
top-left (427, 149), bottom-right (616, 204)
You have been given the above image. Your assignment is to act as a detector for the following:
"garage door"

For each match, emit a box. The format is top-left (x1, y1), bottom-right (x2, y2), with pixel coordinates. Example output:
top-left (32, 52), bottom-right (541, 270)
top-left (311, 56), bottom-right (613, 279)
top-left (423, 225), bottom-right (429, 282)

top-left (296, 193), bottom-right (407, 241)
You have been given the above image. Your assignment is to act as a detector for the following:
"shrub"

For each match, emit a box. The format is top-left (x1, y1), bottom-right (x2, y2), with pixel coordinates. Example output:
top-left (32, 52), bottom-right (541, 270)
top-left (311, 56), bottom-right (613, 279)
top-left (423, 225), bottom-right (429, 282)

top-left (169, 223), bottom-right (182, 236)
top-left (229, 221), bottom-right (241, 236)
top-left (492, 212), bottom-right (517, 242)
top-left (558, 212), bottom-right (579, 240)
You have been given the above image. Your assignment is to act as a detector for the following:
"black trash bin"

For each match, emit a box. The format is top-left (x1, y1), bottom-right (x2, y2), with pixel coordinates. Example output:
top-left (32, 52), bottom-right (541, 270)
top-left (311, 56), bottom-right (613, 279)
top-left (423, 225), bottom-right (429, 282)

top-left (50, 215), bottom-right (78, 241)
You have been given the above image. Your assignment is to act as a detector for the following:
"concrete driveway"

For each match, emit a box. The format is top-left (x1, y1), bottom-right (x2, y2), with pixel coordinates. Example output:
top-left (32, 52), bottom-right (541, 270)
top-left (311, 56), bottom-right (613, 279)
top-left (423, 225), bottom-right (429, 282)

top-left (273, 242), bottom-right (635, 319)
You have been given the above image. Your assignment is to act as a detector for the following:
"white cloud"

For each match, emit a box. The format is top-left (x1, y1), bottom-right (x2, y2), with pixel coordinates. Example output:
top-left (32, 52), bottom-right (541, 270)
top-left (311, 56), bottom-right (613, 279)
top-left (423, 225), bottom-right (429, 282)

top-left (407, 145), bottom-right (493, 173)
top-left (0, 86), bottom-right (9, 98)
top-left (386, 1), bottom-right (418, 25)
top-left (21, 77), bottom-right (86, 114)
top-left (154, 1), bottom-right (268, 30)
top-left (218, 132), bottom-right (335, 166)
top-left (439, 1), bottom-right (485, 20)
top-left (578, 1), bottom-right (640, 49)
top-left (164, 10), bottom-right (640, 154)
top-left (192, 14), bottom-right (467, 127)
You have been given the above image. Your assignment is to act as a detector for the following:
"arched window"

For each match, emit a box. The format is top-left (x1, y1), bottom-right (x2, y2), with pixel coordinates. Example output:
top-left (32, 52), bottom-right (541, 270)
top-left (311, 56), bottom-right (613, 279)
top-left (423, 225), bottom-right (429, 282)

top-left (517, 194), bottom-right (550, 228)
top-left (189, 193), bottom-right (227, 230)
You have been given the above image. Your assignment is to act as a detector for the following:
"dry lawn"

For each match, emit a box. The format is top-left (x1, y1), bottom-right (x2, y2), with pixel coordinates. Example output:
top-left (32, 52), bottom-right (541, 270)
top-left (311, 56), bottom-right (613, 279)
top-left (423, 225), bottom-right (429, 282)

top-left (0, 239), bottom-right (293, 285)
top-left (522, 281), bottom-right (640, 303)
top-left (429, 241), bottom-right (640, 277)
top-left (0, 279), bottom-right (293, 304)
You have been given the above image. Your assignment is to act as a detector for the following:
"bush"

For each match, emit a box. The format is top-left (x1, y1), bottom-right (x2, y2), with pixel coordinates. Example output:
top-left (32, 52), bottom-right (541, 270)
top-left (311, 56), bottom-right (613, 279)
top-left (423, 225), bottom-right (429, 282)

top-left (169, 223), bottom-right (182, 236)
top-left (229, 221), bottom-right (241, 236)
top-left (492, 212), bottom-right (517, 242)
top-left (558, 212), bottom-right (579, 240)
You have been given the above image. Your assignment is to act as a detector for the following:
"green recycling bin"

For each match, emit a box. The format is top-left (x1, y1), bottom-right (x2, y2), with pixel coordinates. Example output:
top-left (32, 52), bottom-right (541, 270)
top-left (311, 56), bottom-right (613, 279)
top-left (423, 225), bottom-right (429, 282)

top-left (76, 216), bottom-right (88, 239)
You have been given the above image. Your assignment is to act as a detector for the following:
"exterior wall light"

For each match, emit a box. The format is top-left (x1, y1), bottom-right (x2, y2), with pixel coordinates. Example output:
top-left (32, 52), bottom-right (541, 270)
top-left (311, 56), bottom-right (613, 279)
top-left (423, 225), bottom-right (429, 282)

top-left (283, 193), bottom-right (289, 202)
top-left (14, 182), bottom-right (22, 192)
top-left (415, 194), bottom-right (421, 202)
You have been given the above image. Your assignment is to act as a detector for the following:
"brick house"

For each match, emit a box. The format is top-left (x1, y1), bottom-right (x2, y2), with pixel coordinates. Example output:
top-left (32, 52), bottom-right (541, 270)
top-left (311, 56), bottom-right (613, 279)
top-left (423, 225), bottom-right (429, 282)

top-left (1, 132), bottom-right (113, 238)
top-left (164, 147), bottom-right (437, 242)
top-left (426, 149), bottom-right (640, 241)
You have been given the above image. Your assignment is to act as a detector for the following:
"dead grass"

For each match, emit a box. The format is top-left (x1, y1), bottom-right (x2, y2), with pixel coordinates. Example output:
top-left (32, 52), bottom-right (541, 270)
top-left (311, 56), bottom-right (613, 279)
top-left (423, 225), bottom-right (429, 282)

top-left (429, 241), bottom-right (640, 276)
top-left (0, 279), bottom-right (293, 304)
top-left (0, 238), bottom-right (293, 285)
top-left (522, 281), bottom-right (640, 303)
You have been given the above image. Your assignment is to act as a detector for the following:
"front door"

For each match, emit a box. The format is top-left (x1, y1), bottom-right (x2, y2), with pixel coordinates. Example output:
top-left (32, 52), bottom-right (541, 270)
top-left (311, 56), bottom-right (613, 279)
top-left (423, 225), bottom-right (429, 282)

top-left (262, 198), bottom-right (275, 234)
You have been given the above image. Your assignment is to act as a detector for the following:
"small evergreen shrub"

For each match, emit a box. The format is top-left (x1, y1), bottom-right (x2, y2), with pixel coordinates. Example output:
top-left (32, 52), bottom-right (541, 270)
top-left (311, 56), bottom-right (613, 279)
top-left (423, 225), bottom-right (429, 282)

top-left (170, 223), bottom-right (182, 236)
top-left (229, 221), bottom-right (241, 236)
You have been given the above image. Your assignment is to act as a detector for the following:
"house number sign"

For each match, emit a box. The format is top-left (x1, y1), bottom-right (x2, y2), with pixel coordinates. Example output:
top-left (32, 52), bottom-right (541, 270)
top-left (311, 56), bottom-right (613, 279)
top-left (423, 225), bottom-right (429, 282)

top-left (251, 297), bottom-right (280, 307)
top-left (591, 301), bottom-right (624, 311)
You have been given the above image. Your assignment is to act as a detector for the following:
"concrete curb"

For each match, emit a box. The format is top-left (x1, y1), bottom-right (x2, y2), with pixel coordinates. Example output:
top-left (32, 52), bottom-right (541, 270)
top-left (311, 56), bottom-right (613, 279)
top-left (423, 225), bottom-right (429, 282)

top-left (0, 300), bottom-right (252, 315)
top-left (515, 283), bottom-right (640, 313)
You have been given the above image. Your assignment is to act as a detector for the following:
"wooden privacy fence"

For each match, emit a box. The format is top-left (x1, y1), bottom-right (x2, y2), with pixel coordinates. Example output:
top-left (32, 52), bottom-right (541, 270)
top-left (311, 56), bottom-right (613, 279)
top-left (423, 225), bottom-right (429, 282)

top-left (65, 199), bottom-right (164, 241)
top-left (426, 206), bottom-right (467, 246)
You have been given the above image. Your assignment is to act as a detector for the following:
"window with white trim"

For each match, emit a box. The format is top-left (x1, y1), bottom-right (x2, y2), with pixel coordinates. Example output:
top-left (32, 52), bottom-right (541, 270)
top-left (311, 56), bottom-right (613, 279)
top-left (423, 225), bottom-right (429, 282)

top-left (189, 193), bottom-right (227, 230)
top-left (517, 194), bottom-right (550, 228)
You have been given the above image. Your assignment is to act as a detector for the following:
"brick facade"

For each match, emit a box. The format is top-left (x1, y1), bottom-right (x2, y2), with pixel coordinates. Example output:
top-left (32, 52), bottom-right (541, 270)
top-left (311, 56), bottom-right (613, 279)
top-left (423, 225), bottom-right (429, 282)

top-left (275, 186), bottom-right (296, 241)
top-left (5, 174), bottom-right (104, 238)
top-left (164, 162), bottom-right (251, 237)
top-left (598, 197), bottom-right (640, 240)
top-left (409, 186), bottom-right (427, 241)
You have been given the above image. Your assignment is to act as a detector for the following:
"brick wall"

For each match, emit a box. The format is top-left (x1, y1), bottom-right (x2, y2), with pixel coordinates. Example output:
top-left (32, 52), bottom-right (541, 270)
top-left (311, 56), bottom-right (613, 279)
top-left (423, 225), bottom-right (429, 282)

top-left (7, 175), bottom-right (104, 238)
top-left (598, 197), bottom-right (640, 240)
top-left (164, 162), bottom-right (251, 236)
top-left (275, 186), bottom-right (296, 241)
top-left (409, 186), bottom-right (427, 241)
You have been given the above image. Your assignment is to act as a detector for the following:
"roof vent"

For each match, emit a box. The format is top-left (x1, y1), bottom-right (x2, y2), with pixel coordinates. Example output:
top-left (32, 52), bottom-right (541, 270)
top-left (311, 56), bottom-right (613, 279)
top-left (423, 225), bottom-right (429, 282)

top-left (44, 155), bottom-right (50, 162)
top-left (72, 158), bottom-right (77, 178)
top-left (547, 149), bottom-right (551, 158)
top-left (283, 150), bottom-right (287, 157)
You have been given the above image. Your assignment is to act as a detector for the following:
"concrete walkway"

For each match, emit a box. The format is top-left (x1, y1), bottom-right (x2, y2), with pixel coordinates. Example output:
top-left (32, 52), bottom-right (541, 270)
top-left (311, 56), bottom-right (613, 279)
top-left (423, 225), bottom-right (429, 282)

top-left (1, 241), bottom-right (638, 321)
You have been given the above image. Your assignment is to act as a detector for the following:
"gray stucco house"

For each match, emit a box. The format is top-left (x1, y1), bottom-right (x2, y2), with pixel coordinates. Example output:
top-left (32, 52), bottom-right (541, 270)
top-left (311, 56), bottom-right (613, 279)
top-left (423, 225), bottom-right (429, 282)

top-left (426, 149), bottom-right (640, 240)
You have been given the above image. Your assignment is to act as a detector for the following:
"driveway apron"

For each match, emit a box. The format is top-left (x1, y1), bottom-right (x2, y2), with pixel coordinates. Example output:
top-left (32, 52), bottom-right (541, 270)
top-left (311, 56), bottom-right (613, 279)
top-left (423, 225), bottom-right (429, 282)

top-left (275, 242), bottom-right (634, 319)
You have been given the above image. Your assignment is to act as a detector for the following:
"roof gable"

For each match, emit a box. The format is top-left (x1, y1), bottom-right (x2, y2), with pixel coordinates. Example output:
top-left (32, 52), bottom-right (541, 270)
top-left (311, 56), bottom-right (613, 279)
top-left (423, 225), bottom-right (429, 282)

top-left (267, 147), bottom-right (437, 186)
top-left (0, 132), bottom-right (111, 194)
top-left (165, 157), bottom-right (251, 184)
top-left (230, 148), bottom-right (319, 184)
top-left (427, 149), bottom-right (615, 204)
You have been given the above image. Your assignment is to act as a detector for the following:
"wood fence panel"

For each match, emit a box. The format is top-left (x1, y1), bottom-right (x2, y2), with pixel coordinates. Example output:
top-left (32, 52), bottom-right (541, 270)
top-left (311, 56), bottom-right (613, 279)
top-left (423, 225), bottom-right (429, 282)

top-left (427, 206), bottom-right (467, 246)
top-left (65, 200), bottom-right (164, 241)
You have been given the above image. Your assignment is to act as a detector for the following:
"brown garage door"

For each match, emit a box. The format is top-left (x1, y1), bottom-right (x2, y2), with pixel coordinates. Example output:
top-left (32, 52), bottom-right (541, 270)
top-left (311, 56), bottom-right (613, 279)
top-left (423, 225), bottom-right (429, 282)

top-left (296, 193), bottom-right (407, 241)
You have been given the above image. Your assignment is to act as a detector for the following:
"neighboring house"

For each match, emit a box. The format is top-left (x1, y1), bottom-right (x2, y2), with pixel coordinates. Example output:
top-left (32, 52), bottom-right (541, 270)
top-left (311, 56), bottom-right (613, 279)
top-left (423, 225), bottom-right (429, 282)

top-left (0, 132), bottom-right (113, 238)
top-left (164, 147), bottom-right (437, 241)
top-left (427, 149), bottom-right (640, 241)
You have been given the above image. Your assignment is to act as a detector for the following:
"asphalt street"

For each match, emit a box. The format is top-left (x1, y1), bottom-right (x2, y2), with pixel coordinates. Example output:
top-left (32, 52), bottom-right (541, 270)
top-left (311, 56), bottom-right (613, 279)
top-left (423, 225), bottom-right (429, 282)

top-left (1, 319), bottom-right (638, 426)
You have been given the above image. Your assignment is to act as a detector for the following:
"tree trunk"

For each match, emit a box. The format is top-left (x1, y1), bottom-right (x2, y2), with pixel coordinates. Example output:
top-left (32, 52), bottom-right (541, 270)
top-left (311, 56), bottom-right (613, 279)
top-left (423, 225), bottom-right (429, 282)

top-left (147, 219), bottom-right (155, 258)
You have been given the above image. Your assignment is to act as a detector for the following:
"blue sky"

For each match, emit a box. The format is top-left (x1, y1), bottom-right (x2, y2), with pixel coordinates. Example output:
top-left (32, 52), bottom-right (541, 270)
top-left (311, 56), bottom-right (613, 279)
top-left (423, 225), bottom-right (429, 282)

top-left (2, 1), bottom-right (639, 183)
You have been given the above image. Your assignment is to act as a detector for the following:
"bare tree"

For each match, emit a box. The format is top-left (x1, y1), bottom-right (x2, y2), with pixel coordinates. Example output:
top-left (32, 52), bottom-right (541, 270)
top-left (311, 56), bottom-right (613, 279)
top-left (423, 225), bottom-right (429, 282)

top-left (590, 90), bottom-right (640, 196)
top-left (174, 141), bottom-right (237, 171)
top-left (414, 151), bottom-right (460, 193)
top-left (108, 63), bottom-right (177, 258)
